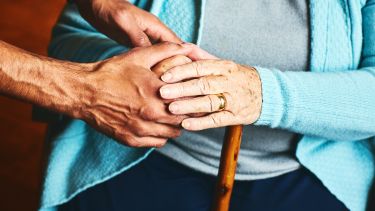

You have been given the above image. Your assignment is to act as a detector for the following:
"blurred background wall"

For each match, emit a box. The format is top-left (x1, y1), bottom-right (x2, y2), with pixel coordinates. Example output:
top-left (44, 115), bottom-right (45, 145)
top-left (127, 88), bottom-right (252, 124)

top-left (0, 0), bottom-right (65, 210)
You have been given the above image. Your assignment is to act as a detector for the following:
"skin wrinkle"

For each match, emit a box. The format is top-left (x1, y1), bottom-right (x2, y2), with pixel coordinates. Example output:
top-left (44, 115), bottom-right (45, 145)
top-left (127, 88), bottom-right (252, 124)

top-left (159, 55), bottom-right (262, 130)
top-left (207, 94), bottom-right (216, 112)
top-left (193, 61), bottom-right (202, 77)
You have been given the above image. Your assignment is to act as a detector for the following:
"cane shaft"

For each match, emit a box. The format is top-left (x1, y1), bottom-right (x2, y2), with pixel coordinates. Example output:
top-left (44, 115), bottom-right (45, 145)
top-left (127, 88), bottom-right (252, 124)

top-left (212, 125), bottom-right (243, 211)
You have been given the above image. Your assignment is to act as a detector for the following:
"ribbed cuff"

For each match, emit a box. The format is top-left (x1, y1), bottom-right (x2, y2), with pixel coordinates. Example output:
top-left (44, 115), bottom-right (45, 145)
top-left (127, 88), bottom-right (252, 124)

top-left (253, 67), bottom-right (284, 127)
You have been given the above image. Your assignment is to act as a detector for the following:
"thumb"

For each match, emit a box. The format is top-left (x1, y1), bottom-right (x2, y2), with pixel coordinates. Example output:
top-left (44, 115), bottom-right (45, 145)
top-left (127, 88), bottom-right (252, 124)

top-left (144, 19), bottom-right (183, 44)
top-left (118, 18), bottom-right (152, 47)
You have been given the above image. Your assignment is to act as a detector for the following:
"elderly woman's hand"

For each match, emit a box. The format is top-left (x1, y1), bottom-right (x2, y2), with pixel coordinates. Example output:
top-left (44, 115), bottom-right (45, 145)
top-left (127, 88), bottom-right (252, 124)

top-left (152, 43), bottom-right (217, 78)
top-left (159, 60), bottom-right (262, 131)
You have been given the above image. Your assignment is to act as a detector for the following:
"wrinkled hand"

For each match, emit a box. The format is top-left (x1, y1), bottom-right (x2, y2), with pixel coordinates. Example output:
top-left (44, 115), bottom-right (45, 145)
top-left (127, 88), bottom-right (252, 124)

top-left (159, 60), bottom-right (262, 131)
top-left (151, 44), bottom-right (217, 117)
top-left (78, 42), bottom-right (194, 147)
top-left (76, 0), bottom-right (181, 47)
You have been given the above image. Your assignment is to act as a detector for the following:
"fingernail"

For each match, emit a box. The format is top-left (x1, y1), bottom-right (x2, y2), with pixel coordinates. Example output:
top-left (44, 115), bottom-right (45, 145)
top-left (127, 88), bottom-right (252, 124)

top-left (169, 104), bottom-right (179, 113)
top-left (161, 72), bottom-right (172, 82)
top-left (182, 120), bottom-right (191, 129)
top-left (160, 87), bottom-right (170, 98)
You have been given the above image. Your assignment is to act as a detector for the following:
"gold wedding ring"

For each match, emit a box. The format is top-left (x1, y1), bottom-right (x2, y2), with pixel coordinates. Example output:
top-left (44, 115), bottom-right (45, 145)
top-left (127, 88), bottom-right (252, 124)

top-left (216, 93), bottom-right (227, 111)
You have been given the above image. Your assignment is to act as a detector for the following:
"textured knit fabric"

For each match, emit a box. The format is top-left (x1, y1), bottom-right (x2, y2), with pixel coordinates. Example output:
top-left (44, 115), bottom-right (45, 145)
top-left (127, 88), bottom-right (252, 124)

top-left (157, 0), bottom-right (310, 180)
top-left (40, 1), bottom-right (375, 211)
top-left (58, 153), bottom-right (348, 211)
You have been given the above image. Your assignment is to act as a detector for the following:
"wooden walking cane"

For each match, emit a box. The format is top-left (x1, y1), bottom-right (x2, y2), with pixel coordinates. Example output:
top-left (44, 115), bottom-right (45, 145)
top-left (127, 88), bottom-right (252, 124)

top-left (212, 125), bottom-right (243, 211)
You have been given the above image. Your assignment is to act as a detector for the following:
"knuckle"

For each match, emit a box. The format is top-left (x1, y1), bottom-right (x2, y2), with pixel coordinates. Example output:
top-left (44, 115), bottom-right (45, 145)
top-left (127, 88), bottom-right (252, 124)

top-left (140, 107), bottom-right (159, 121)
top-left (198, 77), bottom-right (211, 94)
top-left (210, 115), bottom-right (222, 126)
top-left (221, 60), bottom-right (237, 71)
top-left (191, 62), bottom-right (203, 76)
top-left (212, 116), bottom-right (221, 126)
top-left (132, 122), bottom-right (149, 136)
top-left (207, 95), bottom-right (216, 112)
top-left (174, 83), bottom-right (185, 97)
top-left (209, 115), bottom-right (218, 126)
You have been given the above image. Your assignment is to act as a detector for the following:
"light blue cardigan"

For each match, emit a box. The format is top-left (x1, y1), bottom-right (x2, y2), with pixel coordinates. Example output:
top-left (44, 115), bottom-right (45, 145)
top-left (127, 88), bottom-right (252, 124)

top-left (40, 0), bottom-right (375, 210)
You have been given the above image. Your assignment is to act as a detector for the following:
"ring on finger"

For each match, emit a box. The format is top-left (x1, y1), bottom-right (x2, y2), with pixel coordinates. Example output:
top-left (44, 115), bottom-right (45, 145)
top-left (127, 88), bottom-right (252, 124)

top-left (215, 93), bottom-right (227, 111)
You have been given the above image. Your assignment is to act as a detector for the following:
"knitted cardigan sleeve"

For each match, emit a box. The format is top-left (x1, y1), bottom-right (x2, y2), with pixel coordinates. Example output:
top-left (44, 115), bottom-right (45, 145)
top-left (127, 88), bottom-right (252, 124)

top-left (254, 1), bottom-right (375, 141)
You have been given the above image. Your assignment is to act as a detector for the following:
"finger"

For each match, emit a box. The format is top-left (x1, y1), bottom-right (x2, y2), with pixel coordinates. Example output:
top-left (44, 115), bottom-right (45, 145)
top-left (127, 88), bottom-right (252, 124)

top-left (168, 93), bottom-right (232, 115)
top-left (160, 76), bottom-right (227, 99)
top-left (181, 111), bottom-right (236, 131)
top-left (131, 42), bottom-right (194, 68)
top-left (139, 101), bottom-right (186, 125)
top-left (152, 55), bottom-right (192, 78)
top-left (183, 43), bottom-right (218, 61)
top-left (154, 113), bottom-right (186, 126)
top-left (143, 16), bottom-right (183, 43)
top-left (115, 12), bottom-right (152, 47)
top-left (161, 60), bottom-right (235, 83)
top-left (123, 134), bottom-right (168, 148)
top-left (131, 120), bottom-right (181, 139)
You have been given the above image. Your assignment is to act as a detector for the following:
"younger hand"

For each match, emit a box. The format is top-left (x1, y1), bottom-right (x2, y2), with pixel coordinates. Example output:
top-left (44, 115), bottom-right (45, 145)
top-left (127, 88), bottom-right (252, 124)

top-left (76, 0), bottom-right (181, 47)
top-left (78, 42), bottom-right (194, 147)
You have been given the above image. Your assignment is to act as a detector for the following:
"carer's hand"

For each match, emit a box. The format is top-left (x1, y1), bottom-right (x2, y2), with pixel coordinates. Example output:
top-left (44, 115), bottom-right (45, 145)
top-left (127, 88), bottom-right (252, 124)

top-left (76, 0), bottom-right (181, 47)
top-left (159, 60), bottom-right (263, 131)
top-left (78, 42), bottom-right (194, 148)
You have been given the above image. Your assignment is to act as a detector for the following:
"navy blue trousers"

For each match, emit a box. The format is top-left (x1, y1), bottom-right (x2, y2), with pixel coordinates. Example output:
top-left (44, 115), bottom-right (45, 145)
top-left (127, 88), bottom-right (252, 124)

top-left (59, 152), bottom-right (348, 211)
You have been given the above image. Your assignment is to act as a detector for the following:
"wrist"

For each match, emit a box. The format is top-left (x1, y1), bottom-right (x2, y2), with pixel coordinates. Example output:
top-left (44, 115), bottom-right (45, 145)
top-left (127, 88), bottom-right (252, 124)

top-left (32, 58), bottom-right (97, 119)
top-left (55, 61), bottom-right (97, 119)
top-left (250, 66), bottom-right (263, 122)
top-left (252, 67), bottom-right (283, 126)
top-left (0, 41), bottom-right (97, 119)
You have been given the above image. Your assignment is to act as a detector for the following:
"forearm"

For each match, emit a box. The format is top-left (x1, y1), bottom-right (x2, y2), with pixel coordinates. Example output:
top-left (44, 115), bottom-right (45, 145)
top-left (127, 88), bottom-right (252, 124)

top-left (254, 66), bottom-right (375, 141)
top-left (0, 40), bottom-right (94, 118)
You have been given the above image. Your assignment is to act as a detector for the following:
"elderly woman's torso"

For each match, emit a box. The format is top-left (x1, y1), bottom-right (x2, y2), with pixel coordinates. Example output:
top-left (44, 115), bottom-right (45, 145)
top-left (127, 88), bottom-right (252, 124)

top-left (157, 0), bottom-right (310, 179)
